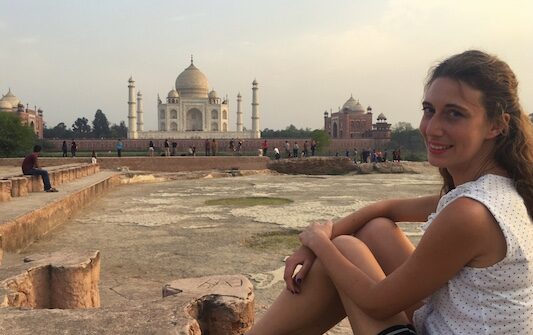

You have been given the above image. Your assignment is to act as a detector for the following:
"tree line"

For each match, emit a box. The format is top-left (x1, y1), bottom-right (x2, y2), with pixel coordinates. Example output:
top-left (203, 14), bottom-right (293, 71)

top-left (44, 110), bottom-right (128, 139)
top-left (3, 110), bottom-right (532, 158)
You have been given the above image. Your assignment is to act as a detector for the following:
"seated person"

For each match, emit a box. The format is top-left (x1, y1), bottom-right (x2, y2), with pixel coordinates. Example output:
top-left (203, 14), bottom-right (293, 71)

top-left (22, 145), bottom-right (58, 192)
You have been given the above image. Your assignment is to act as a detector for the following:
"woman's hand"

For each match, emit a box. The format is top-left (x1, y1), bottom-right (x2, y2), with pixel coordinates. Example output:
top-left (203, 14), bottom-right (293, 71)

top-left (283, 246), bottom-right (316, 294)
top-left (298, 221), bottom-right (333, 251)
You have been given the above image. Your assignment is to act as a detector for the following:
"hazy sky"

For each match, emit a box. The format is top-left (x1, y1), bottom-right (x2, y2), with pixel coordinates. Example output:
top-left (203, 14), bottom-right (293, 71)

top-left (1, 0), bottom-right (531, 131)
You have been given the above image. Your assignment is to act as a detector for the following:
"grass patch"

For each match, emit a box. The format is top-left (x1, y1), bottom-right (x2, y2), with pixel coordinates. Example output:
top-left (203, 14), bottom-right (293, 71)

top-left (244, 229), bottom-right (301, 251)
top-left (205, 196), bottom-right (293, 207)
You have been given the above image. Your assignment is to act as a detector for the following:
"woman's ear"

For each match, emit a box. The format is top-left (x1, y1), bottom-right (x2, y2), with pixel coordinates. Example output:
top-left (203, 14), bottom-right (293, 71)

top-left (486, 113), bottom-right (511, 139)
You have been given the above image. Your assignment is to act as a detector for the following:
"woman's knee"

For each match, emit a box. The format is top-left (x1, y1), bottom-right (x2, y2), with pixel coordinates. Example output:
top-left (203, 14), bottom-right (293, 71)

top-left (331, 235), bottom-right (373, 259)
top-left (355, 217), bottom-right (397, 242)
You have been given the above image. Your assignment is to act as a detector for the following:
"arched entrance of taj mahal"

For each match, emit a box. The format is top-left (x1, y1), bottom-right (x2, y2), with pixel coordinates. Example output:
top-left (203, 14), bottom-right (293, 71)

top-left (186, 108), bottom-right (203, 131)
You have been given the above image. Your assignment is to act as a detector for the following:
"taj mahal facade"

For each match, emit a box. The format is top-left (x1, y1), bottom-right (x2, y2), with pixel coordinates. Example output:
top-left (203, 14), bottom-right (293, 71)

top-left (127, 58), bottom-right (260, 139)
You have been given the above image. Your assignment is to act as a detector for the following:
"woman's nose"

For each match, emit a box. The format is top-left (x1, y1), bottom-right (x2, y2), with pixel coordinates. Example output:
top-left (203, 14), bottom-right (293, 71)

top-left (424, 114), bottom-right (445, 137)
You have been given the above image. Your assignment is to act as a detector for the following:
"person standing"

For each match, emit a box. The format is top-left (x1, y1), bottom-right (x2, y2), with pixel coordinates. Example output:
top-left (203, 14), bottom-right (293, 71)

top-left (70, 140), bottom-right (77, 157)
top-left (293, 141), bottom-right (299, 158)
top-left (91, 150), bottom-right (97, 164)
top-left (205, 139), bottom-right (211, 156)
top-left (212, 139), bottom-right (217, 156)
top-left (302, 141), bottom-right (309, 157)
top-left (61, 141), bottom-right (68, 157)
top-left (284, 141), bottom-right (291, 158)
top-left (116, 139), bottom-right (124, 157)
top-left (148, 140), bottom-right (155, 157)
top-left (22, 145), bottom-right (58, 192)
top-left (310, 140), bottom-right (317, 156)
top-left (164, 139), bottom-right (170, 156)
top-left (262, 140), bottom-right (269, 157)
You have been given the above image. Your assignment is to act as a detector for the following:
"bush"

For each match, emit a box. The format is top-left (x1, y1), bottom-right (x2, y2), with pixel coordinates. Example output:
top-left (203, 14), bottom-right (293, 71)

top-left (0, 112), bottom-right (36, 157)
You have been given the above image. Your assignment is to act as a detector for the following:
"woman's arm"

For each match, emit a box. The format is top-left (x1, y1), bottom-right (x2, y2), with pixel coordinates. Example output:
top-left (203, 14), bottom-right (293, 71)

top-left (302, 197), bottom-right (503, 319)
top-left (284, 195), bottom-right (439, 293)
top-left (331, 195), bottom-right (440, 237)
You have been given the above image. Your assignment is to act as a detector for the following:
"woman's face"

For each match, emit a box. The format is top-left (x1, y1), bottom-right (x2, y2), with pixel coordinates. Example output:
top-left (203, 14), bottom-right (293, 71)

top-left (419, 77), bottom-right (500, 177)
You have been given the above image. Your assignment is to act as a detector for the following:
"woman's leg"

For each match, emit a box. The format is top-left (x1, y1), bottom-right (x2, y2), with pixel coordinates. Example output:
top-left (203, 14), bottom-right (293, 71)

top-left (332, 235), bottom-right (410, 335)
top-left (248, 217), bottom-right (416, 334)
top-left (354, 218), bottom-right (421, 320)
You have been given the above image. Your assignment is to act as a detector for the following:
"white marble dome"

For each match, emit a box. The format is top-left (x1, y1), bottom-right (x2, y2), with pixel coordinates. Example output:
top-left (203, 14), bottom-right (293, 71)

top-left (167, 89), bottom-right (179, 98)
top-left (208, 89), bottom-right (219, 99)
top-left (175, 62), bottom-right (209, 98)
top-left (342, 96), bottom-right (365, 113)
top-left (1, 89), bottom-right (21, 108)
top-left (377, 113), bottom-right (387, 120)
top-left (0, 99), bottom-right (13, 112)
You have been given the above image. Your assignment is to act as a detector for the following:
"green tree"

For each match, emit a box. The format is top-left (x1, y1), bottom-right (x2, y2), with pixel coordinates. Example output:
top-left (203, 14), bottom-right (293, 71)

top-left (386, 122), bottom-right (426, 161)
top-left (261, 125), bottom-right (314, 138)
top-left (44, 122), bottom-right (73, 139)
top-left (92, 109), bottom-right (110, 138)
top-left (72, 117), bottom-right (91, 137)
top-left (110, 121), bottom-right (127, 139)
top-left (0, 112), bottom-right (36, 157)
top-left (310, 129), bottom-right (330, 153)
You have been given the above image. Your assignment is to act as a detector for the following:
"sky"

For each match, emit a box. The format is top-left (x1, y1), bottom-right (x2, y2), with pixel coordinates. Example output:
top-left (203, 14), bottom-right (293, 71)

top-left (1, 0), bottom-right (532, 132)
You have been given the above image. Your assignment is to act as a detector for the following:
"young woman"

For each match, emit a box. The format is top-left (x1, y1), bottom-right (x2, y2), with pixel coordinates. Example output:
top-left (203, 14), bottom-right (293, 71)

top-left (248, 50), bottom-right (533, 334)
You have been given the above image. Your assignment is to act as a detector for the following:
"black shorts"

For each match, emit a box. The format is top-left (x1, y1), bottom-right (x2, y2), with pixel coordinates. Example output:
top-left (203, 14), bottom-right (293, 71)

top-left (377, 324), bottom-right (416, 335)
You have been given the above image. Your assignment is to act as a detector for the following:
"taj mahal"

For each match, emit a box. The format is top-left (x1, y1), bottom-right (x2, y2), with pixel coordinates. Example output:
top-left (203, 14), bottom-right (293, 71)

top-left (127, 57), bottom-right (260, 139)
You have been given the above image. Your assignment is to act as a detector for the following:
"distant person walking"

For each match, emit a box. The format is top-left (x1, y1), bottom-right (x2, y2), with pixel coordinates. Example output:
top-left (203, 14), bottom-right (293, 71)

top-left (22, 145), bottom-right (58, 192)
top-left (293, 142), bottom-right (299, 158)
top-left (70, 140), bottom-right (77, 157)
top-left (116, 139), bottom-right (124, 157)
top-left (148, 140), bottom-right (155, 156)
top-left (61, 141), bottom-right (68, 157)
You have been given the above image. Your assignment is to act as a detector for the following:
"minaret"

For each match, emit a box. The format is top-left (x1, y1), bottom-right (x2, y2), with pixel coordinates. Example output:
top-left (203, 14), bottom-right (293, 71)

top-left (236, 92), bottom-right (243, 132)
top-left (127, 77), bottom-right (137, 139)
top-left (251, 79), bottom-right (260, 138)
top-left (136, 90), bottom-right (144, 132)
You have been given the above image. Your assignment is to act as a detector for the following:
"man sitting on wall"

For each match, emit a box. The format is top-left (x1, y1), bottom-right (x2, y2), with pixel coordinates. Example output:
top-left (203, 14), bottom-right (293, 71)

top-left (22, 145), bottom-right (58, 192)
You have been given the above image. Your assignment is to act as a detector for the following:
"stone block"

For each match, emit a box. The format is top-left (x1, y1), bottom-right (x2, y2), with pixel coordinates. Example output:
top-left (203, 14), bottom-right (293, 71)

top-left (10, 177), bottom-right (28, 197)
top-left (0, 180), bottom-right (12, 202)
top-left (0, 235), bottom-right (3, 266)
top-left (31, 175), bottom-right (44, 192)
top-left (163, 274), bottom-right (254, 335)
top-left (0, 250), bottom-right (100, 309)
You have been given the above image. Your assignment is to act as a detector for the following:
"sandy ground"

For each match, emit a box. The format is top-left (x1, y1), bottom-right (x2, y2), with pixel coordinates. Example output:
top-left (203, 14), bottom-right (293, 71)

top-left (4, 165), bottom-right (441, 333)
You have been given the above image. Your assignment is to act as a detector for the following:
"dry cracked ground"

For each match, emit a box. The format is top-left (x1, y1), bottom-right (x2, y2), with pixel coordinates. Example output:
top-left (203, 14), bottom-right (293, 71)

top-left (4, 168), bottom-right (441, 334)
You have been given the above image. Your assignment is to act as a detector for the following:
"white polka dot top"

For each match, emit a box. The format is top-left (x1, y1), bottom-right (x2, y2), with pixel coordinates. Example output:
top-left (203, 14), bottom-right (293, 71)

top-left (413, 174), bottom-right (533, 334)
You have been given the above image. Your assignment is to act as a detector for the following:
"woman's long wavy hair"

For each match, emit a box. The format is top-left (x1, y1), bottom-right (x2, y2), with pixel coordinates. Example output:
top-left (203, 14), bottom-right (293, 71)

top-left (425, 50), bottom-right (533, 217)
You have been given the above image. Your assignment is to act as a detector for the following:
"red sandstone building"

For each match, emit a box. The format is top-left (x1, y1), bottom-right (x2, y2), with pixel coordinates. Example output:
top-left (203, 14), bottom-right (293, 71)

top-left (324, 95), bottom-right (391, 140)
top-left (0, 89), bottom-right (44, 139)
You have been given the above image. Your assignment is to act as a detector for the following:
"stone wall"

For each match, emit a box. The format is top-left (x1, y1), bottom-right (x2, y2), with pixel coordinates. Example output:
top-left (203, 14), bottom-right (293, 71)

top-left (43, 138), bottom-right (391, 154)
top-left (0, 156), bottom-right (270, 173)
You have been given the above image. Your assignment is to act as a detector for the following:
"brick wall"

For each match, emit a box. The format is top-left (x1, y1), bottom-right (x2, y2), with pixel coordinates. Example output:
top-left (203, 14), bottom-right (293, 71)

top-left (0, 156), bottom-right (270, 172)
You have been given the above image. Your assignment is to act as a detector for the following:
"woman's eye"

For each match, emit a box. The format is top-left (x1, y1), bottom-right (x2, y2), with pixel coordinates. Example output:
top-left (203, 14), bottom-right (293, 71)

top-left (422, 106), bottom-right (434, 114)
top-left (448, 110), bottom-right (463, 118)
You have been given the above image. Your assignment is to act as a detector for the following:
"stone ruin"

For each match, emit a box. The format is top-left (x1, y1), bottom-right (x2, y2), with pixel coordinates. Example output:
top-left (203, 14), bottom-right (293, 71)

top-left (0, 247), bottom-right (254, 334)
